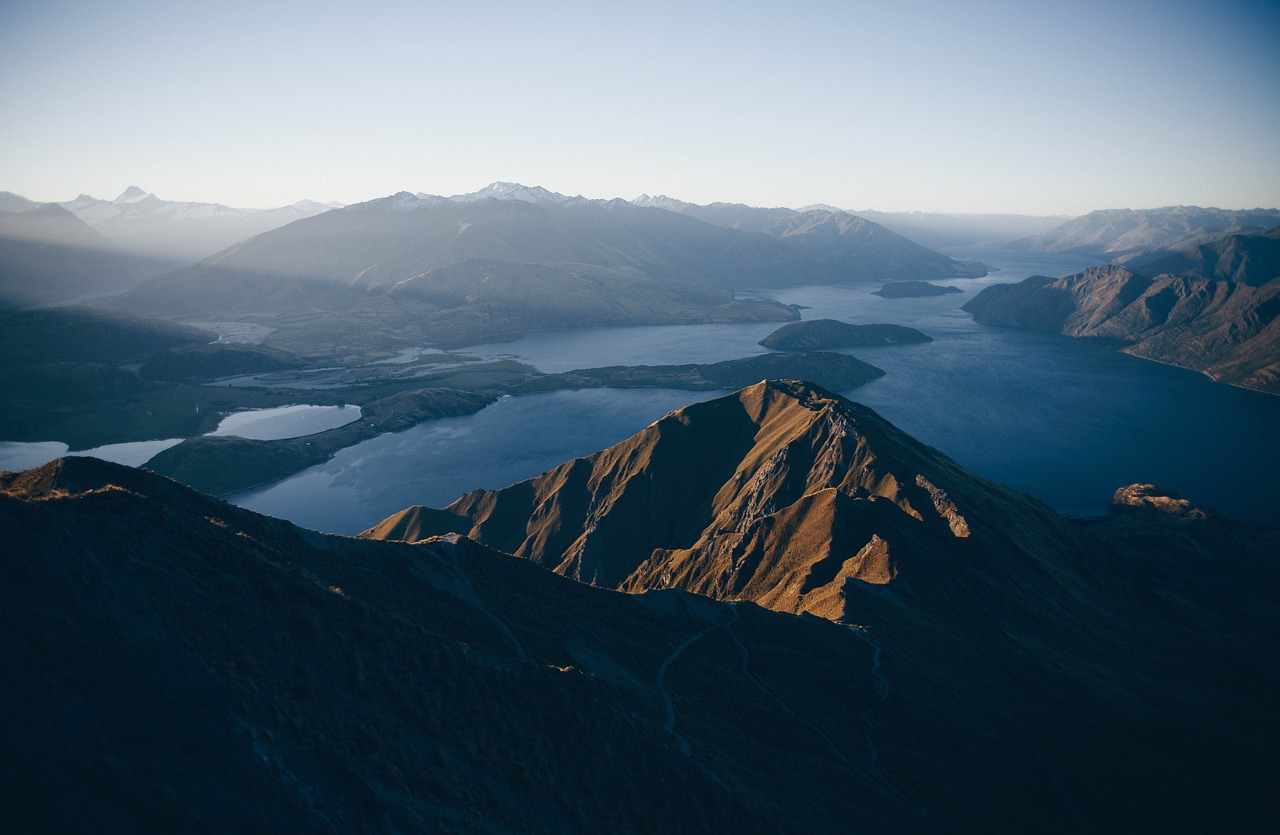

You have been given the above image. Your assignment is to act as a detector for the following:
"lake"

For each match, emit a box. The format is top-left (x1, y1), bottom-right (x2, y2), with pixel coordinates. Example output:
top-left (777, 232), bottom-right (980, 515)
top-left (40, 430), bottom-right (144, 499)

top-left (208, 404), bottom-right (362, 440)
top-left (0, 404), bottom-right (362, 471)
top-left (232, 247), bottom-right (1280, 534)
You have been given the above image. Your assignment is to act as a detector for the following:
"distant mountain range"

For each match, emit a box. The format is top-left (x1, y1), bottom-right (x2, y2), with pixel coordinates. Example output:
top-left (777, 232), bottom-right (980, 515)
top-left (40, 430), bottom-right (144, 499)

top-left (634, 193), bottom-right (1070, 248)
top-left (56, 186), bottom-right (336, 262)
top-left (0, 202), bottom-right (171, 308)
top-left (113, 183), bottom-right (989, 352)
top-left (0, 187), bottom-right (339, 308)
top-left (5, 382), bottom-right (1272, 831)
top-left (965, 227), bottom-right (1280, 392)
top-left (1009, 205), bottom-right (1280, 265)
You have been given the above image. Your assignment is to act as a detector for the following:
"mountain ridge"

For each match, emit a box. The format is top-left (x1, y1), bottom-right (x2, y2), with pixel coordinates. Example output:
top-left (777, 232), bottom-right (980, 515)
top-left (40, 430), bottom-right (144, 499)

top-left (112, 185), bottom-right (984, 353)
top-left (363, 381), bottom-right (1117, 623)
top-left (964, 228), bottom-right (1280, 393)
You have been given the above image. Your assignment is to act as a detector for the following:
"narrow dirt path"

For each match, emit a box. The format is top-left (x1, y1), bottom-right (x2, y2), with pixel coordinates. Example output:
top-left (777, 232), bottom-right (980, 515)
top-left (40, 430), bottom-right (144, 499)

top-left (848, 624), bottom-right (930, 818)
top-left (656, 625), bottom-right (716, 757)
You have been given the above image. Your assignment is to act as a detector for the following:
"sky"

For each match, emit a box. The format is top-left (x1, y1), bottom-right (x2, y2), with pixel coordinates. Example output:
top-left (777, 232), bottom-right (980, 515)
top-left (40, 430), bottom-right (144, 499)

top-left (1, 0), bottom-right (1278, 215)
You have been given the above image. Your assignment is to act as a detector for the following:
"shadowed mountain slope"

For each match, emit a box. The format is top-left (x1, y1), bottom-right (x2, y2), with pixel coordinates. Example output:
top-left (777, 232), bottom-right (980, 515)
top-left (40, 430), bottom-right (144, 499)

top-left (0, 203), bottom-right (171, 308)
top-left (1137, 226), bottom-right (1280, 286)
top-left (963, 229), bottom-right (1280, 392)
top-left (113, 194), bottom-right (802, 350)
top-left (5, 397), bottom-right (1278, 830)
top-left (0, 457), bottom-right (916, 833)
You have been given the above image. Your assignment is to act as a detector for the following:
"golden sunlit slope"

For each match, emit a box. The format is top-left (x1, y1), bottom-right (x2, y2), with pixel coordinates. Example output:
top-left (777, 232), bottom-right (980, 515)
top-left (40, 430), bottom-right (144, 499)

top-left (365, 380), bottom-right (1089, 624)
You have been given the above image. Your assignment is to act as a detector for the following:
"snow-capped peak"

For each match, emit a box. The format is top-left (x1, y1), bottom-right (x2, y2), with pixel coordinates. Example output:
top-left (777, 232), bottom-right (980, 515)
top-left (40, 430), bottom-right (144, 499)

top-left (449, 182), bottom-right (586, 207)
top-left (114, 186), bottom-right (155, 204)
top-left (632, 193), bottom-right (693, 211)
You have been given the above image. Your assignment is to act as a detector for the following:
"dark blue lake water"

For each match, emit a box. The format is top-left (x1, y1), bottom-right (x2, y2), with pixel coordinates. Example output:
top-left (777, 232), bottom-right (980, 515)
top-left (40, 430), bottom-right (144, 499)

top-left (232, 248), bottom-right (1280, 534)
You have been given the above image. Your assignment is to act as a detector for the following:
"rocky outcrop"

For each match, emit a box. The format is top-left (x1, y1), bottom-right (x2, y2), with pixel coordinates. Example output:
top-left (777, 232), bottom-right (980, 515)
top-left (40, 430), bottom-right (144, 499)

top-left (1109, 483), bottom-right (1220, 520)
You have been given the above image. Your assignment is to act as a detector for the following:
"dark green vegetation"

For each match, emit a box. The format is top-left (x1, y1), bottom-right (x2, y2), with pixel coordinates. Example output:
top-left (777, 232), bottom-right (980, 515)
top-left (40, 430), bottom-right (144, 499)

top-left (871, 280), bottom-right (963, 298)
top-left (5, 385), bottom-right (1276, 832)
top-left (965, 228), bottom-right (1280, 393)
top-left (0, 303), bottom-right (529, 454)
top-left (139, 344), bottom-right (301, 381)
top-left (759, 319), bottom-right (932, 350)
top-left (0, 308), bottom-right (212, 442)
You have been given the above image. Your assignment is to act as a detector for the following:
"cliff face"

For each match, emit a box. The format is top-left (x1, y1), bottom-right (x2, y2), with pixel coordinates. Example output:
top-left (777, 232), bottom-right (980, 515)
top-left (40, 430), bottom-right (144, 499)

top-left (963, 230), bottom-right (1280, 393)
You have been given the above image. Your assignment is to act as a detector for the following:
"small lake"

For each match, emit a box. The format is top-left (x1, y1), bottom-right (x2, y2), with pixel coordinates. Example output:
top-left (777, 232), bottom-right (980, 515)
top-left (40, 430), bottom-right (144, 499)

top-left (1, 403), bottom-right (363, 472)
top-left (208, 404), bottom-right (361, 440)
top-left (231, 246), bottom-right (1280, 534)
top-left (0, 438), bottom-right (185, 471)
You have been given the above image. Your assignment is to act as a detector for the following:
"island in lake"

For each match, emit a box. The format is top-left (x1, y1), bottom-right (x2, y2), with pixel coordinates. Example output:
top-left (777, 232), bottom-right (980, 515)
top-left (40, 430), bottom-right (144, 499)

top-left (759, 318), bottom-right (932, 350)
top-left (872, 280), bottom-right (964, 298)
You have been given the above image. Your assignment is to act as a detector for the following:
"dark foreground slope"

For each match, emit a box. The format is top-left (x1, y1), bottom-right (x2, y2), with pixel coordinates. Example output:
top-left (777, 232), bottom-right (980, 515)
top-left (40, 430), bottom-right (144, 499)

top-left (963, 229), bottom-right (1280, 393)
top-left (4, 387), bottom-right (1278, 831)
top-left (368, 381), bottom-right (1280, 831)
top-left (2, 457), bottom-right (924, 834)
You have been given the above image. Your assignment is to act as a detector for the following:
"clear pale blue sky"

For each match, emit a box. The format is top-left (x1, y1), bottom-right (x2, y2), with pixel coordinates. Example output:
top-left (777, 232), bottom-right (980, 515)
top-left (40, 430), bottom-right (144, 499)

top-left (2, 0), bottom-right (1277, 214)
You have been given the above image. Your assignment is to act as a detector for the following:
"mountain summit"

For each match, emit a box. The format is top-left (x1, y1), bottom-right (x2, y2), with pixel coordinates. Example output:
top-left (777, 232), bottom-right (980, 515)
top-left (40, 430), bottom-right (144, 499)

top-left (366, 380), bottom-right (1092, 622)
top-left (114, 185), bottom-right (155, 203)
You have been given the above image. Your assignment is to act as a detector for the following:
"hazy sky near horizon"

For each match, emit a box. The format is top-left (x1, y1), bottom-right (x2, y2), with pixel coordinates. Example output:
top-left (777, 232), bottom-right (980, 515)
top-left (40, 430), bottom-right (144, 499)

top-left (2, 0), bottom-right (1277, 215)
